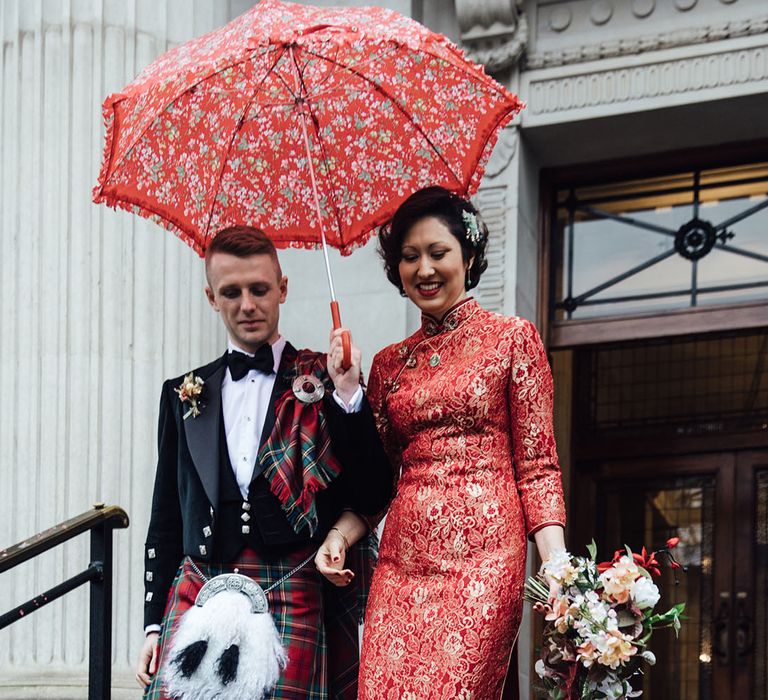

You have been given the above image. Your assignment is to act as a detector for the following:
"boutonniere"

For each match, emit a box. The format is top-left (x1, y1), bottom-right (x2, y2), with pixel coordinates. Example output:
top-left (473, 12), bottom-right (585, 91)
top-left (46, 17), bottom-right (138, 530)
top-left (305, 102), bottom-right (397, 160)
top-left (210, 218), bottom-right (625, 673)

top-left (175, 373), bottom-right (205, 419)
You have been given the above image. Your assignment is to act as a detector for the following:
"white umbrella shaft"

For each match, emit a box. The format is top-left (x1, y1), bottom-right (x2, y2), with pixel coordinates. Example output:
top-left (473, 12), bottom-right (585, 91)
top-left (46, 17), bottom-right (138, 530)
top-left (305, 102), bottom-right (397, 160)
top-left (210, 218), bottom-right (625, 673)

top-left (290, 46), bottom-right (337, 302)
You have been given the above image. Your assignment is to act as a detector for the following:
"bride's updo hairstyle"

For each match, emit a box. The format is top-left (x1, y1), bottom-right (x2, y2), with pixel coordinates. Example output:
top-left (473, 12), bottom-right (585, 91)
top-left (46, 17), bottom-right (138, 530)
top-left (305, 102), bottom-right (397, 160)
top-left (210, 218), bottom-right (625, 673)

top-left (378, 186), bottom-right (489, 296)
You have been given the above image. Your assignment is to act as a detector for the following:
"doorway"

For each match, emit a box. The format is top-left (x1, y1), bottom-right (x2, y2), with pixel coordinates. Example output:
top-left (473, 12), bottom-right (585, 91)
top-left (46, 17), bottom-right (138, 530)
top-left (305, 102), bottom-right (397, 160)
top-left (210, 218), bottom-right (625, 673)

top-left (557, 328), bottom-right (768, 699)
top-left (553, 330), bottom-right (768, 700)
top-left (541, 148), bottom-right (768, 699)
top-left (570, 450), bottom-right (767, 699)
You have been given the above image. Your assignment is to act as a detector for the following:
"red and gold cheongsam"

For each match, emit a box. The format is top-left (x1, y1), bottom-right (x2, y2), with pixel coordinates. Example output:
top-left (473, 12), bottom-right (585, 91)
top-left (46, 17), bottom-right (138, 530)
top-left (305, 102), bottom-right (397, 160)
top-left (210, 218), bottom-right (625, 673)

top-left (359, 298), bottom-right (566, 700)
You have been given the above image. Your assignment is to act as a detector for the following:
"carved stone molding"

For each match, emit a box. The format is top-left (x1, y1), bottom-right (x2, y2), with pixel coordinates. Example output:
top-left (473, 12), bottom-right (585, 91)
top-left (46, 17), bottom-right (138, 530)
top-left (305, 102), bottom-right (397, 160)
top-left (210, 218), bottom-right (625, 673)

top-left (473, 186), bottom-right (508, 314)
top-left (456, 0), bottom-right (519, 29)
top-left (526, 44), bottom-right (768, 118)
top-left (455, 0), bottom-right (529, 72)
top-left (527, 13), bottom-right (768, 69)
top-left (484, 125), bottom-right (519, 179)
top-left (632, 0), bottom-right (656, 19)
top-left (590, 1), bottom-right (613, 27)
top-left (675, 0), bottom-right (698, 10)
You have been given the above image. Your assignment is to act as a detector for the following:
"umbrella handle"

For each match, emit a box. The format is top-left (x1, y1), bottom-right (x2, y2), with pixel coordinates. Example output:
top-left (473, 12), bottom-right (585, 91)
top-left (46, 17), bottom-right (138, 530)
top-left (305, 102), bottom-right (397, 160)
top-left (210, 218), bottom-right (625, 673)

top-left (330, 301), bottom-right (352, 370)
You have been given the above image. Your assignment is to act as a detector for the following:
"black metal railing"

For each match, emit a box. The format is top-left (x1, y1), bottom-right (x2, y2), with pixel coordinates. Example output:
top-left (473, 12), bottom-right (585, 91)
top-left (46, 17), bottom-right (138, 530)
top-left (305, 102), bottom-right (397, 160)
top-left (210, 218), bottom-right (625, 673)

top-left (0, 504), bottom-right (130, 699)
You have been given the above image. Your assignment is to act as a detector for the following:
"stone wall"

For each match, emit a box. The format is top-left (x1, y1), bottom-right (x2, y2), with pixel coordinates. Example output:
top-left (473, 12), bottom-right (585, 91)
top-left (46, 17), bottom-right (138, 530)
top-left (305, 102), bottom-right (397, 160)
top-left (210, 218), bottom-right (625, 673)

top-left (0, 2), bottom-right (230, 696)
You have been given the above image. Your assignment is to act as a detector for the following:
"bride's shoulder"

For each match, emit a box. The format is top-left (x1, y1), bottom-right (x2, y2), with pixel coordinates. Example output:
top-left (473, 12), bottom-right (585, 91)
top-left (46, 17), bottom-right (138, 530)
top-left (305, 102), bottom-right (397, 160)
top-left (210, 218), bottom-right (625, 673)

top-left (372, 339), bottom-right (405, 366)
top-left (479, 308), bottom-right (529, 328)
top-left (484, 312), bottom-right (542, 341)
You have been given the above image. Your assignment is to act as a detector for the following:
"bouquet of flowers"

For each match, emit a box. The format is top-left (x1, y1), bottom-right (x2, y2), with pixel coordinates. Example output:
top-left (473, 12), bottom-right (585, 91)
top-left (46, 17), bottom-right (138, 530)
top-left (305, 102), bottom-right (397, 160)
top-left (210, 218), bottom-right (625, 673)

top-left (525, 539), bottom-right (686, 700)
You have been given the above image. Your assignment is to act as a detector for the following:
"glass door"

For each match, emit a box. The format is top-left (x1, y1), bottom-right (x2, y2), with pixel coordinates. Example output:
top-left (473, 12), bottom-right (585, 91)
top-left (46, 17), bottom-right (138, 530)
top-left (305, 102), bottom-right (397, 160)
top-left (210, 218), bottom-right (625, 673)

top-left (582, 452), bottom-right (768, 698)
top-left (734, 451), bottom-right (768, 700)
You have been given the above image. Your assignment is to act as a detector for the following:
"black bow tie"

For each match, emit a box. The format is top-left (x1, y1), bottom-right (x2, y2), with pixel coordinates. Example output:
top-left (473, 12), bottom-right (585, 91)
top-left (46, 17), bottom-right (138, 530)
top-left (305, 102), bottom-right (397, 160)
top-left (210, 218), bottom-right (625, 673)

top-left (226, 346), bottom-right (274, 381)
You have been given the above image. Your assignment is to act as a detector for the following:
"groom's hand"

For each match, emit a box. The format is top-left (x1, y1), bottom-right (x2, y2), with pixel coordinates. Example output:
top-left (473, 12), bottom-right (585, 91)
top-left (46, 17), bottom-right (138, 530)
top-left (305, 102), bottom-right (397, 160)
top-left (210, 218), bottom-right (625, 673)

top-left (136, 631), bottom-right (160, 688)
top-left (327, 327), bottom-right (362, 404)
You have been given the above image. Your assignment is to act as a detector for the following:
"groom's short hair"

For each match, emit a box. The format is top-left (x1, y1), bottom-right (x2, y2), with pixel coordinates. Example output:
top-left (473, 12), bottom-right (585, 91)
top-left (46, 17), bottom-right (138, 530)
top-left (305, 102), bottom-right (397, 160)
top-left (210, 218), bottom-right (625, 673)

top-left (205, 225), bottom-right (282, 279)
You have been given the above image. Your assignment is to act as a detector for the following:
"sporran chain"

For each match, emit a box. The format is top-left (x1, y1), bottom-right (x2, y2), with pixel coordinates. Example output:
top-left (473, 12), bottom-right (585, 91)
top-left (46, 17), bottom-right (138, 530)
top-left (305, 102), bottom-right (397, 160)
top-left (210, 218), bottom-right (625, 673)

top-left (187, 551), bottom-right (316, 594)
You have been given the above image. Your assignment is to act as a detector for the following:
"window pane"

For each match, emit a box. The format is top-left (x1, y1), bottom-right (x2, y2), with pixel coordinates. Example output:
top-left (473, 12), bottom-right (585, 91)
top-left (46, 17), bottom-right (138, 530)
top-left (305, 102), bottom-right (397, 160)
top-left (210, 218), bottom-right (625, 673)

top-left (575, 330), bottom-right (768, 437)
top-left (553, 163), bottom-right (768, 321)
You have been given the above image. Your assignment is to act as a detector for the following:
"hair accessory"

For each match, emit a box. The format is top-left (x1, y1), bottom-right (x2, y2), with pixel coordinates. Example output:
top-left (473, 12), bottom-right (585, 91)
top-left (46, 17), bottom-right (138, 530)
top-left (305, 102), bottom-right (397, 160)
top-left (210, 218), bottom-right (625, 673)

top-left (461, 210), bottom-right (483, 246)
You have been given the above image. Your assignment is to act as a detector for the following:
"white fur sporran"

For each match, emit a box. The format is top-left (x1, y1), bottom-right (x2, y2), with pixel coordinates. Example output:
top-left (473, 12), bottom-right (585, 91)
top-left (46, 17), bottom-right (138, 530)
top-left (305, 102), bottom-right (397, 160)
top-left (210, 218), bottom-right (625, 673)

top-left (163, 572), bottom-right (288, 700)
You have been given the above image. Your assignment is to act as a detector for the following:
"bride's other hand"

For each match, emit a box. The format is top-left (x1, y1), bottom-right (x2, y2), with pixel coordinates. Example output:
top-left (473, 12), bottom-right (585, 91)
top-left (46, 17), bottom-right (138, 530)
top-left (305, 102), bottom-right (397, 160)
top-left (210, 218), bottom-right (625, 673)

top-left (315, 528), bottom-right (355, 587)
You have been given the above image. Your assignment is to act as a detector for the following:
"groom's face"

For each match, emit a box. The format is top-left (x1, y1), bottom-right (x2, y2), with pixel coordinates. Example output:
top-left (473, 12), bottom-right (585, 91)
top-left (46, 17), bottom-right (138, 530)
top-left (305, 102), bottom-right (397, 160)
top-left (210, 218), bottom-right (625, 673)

top-left (205, 252), bottom-right (288, 352)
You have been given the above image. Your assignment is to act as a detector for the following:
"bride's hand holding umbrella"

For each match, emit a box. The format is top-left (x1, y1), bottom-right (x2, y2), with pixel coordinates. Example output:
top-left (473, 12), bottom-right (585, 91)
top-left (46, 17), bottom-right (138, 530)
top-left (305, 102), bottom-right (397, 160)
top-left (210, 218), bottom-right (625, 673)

top-left (327, 327), bottom-right (362, 405)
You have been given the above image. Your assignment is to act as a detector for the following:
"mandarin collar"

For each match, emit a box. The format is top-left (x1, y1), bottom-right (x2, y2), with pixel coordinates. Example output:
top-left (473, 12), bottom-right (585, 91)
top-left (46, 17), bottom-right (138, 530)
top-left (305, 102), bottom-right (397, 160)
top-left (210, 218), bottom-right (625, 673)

top-left (421, 297), bottom-right (478, 337)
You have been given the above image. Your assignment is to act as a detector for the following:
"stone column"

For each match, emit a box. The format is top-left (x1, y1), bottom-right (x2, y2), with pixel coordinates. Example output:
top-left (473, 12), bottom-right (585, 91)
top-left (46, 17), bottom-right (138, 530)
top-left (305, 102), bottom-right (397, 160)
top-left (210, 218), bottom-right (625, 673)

top-left (0, 1), bottom-right (228, 696)
top-left (453, 0), bottom-right (532, 320)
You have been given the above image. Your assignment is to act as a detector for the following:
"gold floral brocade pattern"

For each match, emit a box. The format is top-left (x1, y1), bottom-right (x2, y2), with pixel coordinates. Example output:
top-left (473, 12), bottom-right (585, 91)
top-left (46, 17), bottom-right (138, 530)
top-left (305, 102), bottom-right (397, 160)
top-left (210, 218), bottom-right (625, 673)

top-left (359, 299), bottom-right (566, 699)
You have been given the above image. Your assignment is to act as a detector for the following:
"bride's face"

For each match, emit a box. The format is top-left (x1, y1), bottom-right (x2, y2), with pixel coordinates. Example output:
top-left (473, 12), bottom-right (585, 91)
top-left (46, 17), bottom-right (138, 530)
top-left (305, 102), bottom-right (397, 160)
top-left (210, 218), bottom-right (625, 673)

top-left (398, 216), bottom-right (470, 320)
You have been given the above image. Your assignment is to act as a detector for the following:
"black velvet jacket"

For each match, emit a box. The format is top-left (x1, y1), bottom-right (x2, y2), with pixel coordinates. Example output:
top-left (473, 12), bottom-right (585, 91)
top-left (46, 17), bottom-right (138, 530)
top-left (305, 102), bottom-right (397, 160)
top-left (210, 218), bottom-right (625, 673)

top-left (143, 344), bottom-right (392, 627)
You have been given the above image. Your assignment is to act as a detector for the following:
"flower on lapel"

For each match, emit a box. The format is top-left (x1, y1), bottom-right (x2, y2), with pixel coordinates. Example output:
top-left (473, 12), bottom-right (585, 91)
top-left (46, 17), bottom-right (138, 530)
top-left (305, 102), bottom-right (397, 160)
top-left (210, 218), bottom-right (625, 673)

top-left (175, 373), bottom-right (205, 420)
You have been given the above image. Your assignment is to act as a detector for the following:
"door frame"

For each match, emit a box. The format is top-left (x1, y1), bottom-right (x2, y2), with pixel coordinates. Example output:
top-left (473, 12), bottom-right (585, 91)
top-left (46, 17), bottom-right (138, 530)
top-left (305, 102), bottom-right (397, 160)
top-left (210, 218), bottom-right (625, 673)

top-left (733, 450), bottom-right (768, 699)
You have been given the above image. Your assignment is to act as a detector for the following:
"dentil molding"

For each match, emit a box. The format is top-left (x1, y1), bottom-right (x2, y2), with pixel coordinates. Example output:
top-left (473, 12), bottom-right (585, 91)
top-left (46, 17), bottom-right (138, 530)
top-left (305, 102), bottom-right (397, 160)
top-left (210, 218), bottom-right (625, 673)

top-left (455, 0), bottom-right (529, 72)
top-left (525, 41), bottom-right (768, 120)
top-left (527, 12), bottom-right (768, 69)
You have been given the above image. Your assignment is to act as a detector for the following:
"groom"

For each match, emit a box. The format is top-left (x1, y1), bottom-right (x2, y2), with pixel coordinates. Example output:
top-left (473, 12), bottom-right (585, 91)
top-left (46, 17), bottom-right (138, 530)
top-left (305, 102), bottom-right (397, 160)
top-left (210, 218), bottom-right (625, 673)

top-left (135, 226), bottom-right (392, 699)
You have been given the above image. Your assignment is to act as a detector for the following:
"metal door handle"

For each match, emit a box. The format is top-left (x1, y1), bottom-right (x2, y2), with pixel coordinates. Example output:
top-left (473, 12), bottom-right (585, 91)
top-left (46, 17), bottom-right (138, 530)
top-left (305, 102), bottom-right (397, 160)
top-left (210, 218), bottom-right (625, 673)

top-left (735, 591), bottom-right (753, 662)
top-left (713, 591), bottom-right (730, 666)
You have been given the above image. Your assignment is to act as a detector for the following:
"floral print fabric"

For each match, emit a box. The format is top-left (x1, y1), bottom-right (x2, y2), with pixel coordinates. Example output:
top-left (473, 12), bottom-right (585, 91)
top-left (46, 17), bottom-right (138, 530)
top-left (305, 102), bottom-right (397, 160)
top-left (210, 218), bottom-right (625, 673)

top-left (93, 0), bottom-right (522, 256)
top-left (359, 299), bottom-right (566, 699)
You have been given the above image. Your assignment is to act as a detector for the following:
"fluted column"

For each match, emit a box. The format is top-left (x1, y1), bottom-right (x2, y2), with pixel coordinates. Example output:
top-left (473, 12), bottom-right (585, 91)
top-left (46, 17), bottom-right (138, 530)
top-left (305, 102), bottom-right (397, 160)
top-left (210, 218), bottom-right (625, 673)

top-left (0, 1), bottom-right (228, 696)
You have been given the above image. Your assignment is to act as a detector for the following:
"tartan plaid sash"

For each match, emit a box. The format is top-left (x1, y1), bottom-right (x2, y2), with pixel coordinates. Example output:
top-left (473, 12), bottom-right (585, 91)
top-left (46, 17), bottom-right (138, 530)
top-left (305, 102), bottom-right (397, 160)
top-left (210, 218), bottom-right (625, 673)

top-left (259, 348), bottom-right (342, 536)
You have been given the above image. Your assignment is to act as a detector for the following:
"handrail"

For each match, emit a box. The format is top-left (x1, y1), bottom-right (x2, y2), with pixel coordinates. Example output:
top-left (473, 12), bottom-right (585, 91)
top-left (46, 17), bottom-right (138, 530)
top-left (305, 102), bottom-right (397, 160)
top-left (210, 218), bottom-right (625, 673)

top-left (0, 503), bottom-right (128, 573)
top-left (0, 504), bottom-right (130, 699)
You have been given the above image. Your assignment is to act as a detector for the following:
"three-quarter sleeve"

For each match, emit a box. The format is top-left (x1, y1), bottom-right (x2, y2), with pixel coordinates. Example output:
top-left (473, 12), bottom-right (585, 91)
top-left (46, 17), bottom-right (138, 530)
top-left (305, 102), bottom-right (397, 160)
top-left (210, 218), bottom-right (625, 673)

top-left (507, 319), bottom-right (566, 539)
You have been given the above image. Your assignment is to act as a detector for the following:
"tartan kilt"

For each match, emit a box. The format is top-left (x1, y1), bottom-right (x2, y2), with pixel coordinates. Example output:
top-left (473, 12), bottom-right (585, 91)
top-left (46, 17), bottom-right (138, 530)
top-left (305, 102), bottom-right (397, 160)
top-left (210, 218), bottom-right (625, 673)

top-left (144, 545), bottom-right (335, 700)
